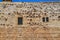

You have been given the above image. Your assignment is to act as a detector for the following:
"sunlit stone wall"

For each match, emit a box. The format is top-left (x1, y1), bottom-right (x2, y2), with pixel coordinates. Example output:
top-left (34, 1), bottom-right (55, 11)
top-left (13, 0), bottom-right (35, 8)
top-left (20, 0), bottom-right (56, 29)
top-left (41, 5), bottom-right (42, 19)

top-left (0, 2), bottom-right (60, 40)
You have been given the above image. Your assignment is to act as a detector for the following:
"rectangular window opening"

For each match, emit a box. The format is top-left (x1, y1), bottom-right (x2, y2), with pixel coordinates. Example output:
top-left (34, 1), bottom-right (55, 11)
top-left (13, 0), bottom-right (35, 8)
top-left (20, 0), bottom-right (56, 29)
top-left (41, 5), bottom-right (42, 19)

top-left (42, 17), bottom-right (49, 22)
top-left (46, 17), bottom-right (49, 22)
top-left (18, 17), bottom-right (23, 25)
top-left (58, 16), bottom-right (60, 21)
top-left (42, 17), bottom-right (45, 22)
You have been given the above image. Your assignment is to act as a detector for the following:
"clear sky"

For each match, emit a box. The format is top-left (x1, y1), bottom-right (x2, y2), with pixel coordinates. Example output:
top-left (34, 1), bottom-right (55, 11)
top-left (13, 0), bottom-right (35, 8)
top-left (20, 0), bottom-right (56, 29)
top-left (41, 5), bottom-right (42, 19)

top-left (0, 0), bottom-right (60, 2)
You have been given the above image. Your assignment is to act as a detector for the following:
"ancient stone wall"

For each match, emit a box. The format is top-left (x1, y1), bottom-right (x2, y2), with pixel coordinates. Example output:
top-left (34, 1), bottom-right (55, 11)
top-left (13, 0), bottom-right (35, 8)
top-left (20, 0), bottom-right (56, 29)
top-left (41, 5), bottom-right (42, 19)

top-left (0, 2), bottom-right (60, 40)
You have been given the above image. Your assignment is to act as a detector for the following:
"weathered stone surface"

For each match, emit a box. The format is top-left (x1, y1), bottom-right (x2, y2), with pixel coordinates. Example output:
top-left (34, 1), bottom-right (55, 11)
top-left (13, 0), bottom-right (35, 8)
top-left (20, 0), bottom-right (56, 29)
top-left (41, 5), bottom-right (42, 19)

top-left (0, 2), bottom-right (60, 40)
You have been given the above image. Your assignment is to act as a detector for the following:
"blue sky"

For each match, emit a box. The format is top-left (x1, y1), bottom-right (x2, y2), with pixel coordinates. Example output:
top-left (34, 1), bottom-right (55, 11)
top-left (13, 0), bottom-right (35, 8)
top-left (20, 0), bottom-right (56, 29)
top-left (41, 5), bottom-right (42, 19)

top-left (0, 0), bottom-right (60, 2)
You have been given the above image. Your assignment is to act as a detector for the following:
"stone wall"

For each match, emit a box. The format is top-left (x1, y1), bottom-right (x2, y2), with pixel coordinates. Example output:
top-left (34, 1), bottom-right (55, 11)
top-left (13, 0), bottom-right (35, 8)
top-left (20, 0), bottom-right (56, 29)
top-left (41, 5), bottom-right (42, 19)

top-left (0, 2), bottom-right (60, 40)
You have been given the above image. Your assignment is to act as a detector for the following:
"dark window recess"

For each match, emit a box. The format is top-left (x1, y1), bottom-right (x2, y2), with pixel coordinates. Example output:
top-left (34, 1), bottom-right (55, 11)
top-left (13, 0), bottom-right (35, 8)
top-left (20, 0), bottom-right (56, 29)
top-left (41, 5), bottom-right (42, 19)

top-left (3, 0), bottom-right (12, 2)
top-left (46, 17), bottom-right (49, 22)
top-left (18, 17), bottom-right (23, 25)
top-left (58, 16), bottom-right (60, 18)
top-left (58, 16), bottom-right (60, 20)
top-left (42, 17), bottom-right (49, 22)
top-left (42, 17), bottom-right (45, 22)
